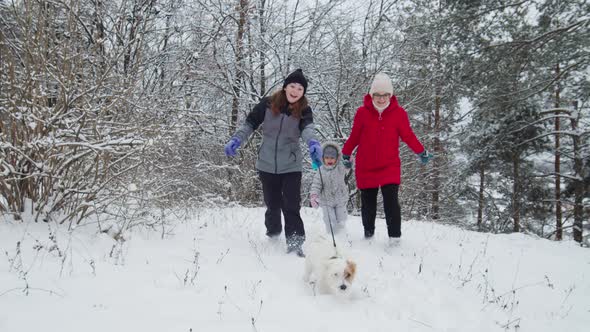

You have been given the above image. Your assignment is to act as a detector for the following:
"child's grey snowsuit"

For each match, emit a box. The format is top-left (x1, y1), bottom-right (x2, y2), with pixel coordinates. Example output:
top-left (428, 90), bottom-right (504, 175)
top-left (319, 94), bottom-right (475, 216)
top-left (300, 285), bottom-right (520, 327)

top-left (310, 142), bottom-right (349, 234)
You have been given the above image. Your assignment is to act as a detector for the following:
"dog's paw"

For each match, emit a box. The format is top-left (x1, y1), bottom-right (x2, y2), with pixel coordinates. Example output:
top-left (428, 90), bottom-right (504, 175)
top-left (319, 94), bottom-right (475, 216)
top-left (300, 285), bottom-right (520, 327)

top-left (307, 280), bottom-right (317, 296)
top-left (304, 273), bottom-right (318, 284)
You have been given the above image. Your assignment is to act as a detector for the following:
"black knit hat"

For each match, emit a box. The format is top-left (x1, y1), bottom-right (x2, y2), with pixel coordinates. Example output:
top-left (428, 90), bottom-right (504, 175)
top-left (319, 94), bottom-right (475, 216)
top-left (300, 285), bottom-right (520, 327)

top-left (283, 69), bottom-right (308, 94)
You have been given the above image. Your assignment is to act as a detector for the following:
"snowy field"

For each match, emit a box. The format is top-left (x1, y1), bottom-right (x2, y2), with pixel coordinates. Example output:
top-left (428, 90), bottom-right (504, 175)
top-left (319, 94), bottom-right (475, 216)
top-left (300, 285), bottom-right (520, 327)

top-left (1, 207), bottom-right (588, 332)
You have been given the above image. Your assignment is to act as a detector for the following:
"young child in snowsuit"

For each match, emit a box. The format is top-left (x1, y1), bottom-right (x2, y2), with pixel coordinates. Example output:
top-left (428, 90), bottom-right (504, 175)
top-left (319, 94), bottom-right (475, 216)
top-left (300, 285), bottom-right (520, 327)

top-left (310, 142), bottom-right (350, 234)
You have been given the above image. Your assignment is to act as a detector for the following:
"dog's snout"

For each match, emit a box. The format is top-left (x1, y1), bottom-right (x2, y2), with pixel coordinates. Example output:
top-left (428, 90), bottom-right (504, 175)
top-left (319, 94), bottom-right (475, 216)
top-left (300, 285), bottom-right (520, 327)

top-left (340, 284), bottom-right (347, 290)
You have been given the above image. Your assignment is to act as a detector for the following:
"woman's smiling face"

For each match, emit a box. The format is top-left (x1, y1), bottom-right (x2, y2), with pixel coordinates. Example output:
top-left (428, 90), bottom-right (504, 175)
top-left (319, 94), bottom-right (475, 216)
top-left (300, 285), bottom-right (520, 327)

top-left (284, 83), bottom-right (304, 104)
top-left (372, 93), bottom-right (391, 109)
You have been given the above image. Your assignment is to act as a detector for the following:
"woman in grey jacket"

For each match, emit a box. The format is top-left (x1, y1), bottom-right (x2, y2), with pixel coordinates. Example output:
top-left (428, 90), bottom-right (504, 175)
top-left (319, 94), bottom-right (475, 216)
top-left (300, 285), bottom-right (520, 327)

top-left (310, 142), bottom-right (350, 235)
top-left (224, 69), bottom-right (322, 257)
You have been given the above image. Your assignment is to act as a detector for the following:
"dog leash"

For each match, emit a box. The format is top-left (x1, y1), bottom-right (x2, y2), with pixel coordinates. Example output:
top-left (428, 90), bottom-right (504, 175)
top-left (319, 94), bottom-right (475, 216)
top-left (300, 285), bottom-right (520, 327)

top-left (328, 217), bottom-right (337, 249)
top-left (318, 168), bottom-right (337, 249)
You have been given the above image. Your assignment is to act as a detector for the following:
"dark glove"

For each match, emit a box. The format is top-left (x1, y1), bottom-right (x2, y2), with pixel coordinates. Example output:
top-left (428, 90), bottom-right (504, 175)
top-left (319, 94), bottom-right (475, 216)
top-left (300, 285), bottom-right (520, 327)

top-left (342, 154), bottom-right (352, 169)
top-left (308, 139), bottom-right (322, 169)
top-left (224, 137), bottom-right (241, 157)
top-left (417, 150), bottom-right (433, 165)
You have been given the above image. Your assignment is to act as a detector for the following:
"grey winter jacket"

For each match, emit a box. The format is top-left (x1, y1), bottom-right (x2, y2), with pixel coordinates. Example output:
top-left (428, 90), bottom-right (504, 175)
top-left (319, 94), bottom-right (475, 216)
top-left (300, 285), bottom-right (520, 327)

top-left (233, 97), bottom-right (316, 174)
top-left (310, 142), bottom-right (349, 206)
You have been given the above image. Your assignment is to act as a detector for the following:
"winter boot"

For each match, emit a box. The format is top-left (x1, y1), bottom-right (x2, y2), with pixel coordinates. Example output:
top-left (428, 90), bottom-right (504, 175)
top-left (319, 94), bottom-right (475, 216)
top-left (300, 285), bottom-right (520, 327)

top-left (286, 236), bottom-right (305, 257)
top-left (387, 237), bottom-right (401, 247)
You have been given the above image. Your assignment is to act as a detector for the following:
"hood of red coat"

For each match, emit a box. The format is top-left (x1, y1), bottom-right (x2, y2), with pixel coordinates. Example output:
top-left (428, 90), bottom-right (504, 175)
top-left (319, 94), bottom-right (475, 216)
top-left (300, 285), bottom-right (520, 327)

top-left (362, 93), bottom-right (401, 113)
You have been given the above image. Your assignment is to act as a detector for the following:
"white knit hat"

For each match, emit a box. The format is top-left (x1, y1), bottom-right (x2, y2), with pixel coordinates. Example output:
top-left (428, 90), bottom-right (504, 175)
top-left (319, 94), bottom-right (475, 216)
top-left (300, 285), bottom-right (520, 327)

top-left (369, 72), bottom-right (393, 95)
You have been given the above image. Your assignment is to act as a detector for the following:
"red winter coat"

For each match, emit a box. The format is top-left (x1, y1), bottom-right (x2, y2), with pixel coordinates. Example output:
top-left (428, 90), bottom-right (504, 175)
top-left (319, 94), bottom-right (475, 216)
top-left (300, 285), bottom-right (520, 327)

top-left (342, 94), bottom-right (424, 189)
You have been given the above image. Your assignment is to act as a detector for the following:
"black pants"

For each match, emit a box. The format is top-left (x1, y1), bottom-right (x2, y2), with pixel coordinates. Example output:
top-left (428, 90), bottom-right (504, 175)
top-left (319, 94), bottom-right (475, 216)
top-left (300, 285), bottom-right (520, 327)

top-left (360, 184), bottom-right (401, 238)
top-left (258, 171), bottom-right (305, 244)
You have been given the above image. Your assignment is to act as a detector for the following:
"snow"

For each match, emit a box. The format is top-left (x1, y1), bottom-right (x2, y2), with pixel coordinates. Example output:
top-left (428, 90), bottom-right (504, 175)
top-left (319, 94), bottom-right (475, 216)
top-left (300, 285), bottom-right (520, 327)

top-left (1, 207), bottom-right (588, 332)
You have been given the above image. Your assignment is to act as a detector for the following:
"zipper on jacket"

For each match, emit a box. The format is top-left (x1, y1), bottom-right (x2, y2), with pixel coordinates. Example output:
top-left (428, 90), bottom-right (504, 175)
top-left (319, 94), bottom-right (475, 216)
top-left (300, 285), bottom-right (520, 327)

top-left (376, 111), bottom-right (382, 173)
top-left (274, 115), bottom-right (285, 173)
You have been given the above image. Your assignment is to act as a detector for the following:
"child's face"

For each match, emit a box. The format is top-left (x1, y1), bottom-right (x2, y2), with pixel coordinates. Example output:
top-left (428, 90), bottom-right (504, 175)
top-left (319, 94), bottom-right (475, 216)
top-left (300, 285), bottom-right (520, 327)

top-left (324, 156), bottom-right (337, 166)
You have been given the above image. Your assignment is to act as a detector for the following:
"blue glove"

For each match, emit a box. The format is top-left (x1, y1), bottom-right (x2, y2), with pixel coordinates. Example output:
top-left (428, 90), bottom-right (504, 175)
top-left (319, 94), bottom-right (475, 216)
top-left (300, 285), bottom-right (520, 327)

top-left (224, 137), bottom-right (241, 157)
top-left (417, 150), bottom-right (433, 165)
top-left (342, 155), bottom-right (352, 169)
top-left (308, 139), bottom-right (322, 169)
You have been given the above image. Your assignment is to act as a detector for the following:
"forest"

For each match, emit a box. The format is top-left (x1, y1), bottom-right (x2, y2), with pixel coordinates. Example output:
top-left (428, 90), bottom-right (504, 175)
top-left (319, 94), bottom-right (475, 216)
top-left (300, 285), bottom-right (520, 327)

top-left (1, 0), bottom-right (589, 245)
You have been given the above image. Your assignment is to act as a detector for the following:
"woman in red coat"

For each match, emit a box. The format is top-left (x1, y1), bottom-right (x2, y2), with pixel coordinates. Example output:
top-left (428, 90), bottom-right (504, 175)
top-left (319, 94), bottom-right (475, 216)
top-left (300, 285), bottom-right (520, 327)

top-left (342, 72), bottom-right (432, 246)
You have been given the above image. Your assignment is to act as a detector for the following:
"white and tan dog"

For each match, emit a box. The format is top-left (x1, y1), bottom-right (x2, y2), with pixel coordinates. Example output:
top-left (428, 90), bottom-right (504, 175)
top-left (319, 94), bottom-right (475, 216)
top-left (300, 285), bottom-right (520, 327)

top-left (303, 235), bottom-right (357, 297)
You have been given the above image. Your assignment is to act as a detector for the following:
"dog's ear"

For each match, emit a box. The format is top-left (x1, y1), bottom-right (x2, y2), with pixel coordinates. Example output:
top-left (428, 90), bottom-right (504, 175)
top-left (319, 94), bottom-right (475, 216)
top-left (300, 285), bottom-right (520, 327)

top-left (345, 260), bottom-right (357, 281)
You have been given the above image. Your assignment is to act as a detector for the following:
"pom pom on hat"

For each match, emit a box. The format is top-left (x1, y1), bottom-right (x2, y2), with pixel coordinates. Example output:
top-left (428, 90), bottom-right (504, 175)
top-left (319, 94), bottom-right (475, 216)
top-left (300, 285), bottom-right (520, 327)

top-left (283, 69), bottom-right (308, 94)
top-left (369, 72), bottom-right (393, 96)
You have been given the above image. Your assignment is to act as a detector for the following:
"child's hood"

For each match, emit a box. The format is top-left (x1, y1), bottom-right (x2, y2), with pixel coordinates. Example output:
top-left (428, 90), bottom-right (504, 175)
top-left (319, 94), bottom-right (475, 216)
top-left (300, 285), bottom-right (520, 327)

top-left (322, 141), bottom-right (342, 161)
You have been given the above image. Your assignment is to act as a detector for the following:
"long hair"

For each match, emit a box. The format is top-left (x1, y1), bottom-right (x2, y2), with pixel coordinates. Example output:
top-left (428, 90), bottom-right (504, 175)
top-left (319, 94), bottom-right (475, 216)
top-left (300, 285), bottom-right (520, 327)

top-left (269, 89), bottom-right (309, 119)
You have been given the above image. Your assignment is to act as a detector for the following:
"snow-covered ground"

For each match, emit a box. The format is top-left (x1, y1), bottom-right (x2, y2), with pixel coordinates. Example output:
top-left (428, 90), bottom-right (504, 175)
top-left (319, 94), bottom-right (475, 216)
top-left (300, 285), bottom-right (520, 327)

top-left (1, 207), bottom-right (588, 332)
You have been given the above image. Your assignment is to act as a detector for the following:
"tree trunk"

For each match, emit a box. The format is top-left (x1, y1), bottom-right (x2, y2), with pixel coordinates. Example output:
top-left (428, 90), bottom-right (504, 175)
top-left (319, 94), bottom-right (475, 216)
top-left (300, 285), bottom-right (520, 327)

top-left (570, 101), bottom-right (583, 243)
top-left (231, 0), bottom-right (248, 133)
top-left (258, 0), bottom-right (267, 95)
top-left (123, 6), bottom-right (138, 76)
top-left (432, 86), bottom-right (441, 220)
top-left (477, 164), bottom-right (485, 230)
top-left (285, 0), bottom-right (300, 70)
top-left (160, 13), bottom-right (172, 88)
top-left (512, 153), bottom-right (521, 232)
top-left (93, 0), bottom-right (106, 75)
top-left (554, 63), bottom-right (562, 240)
